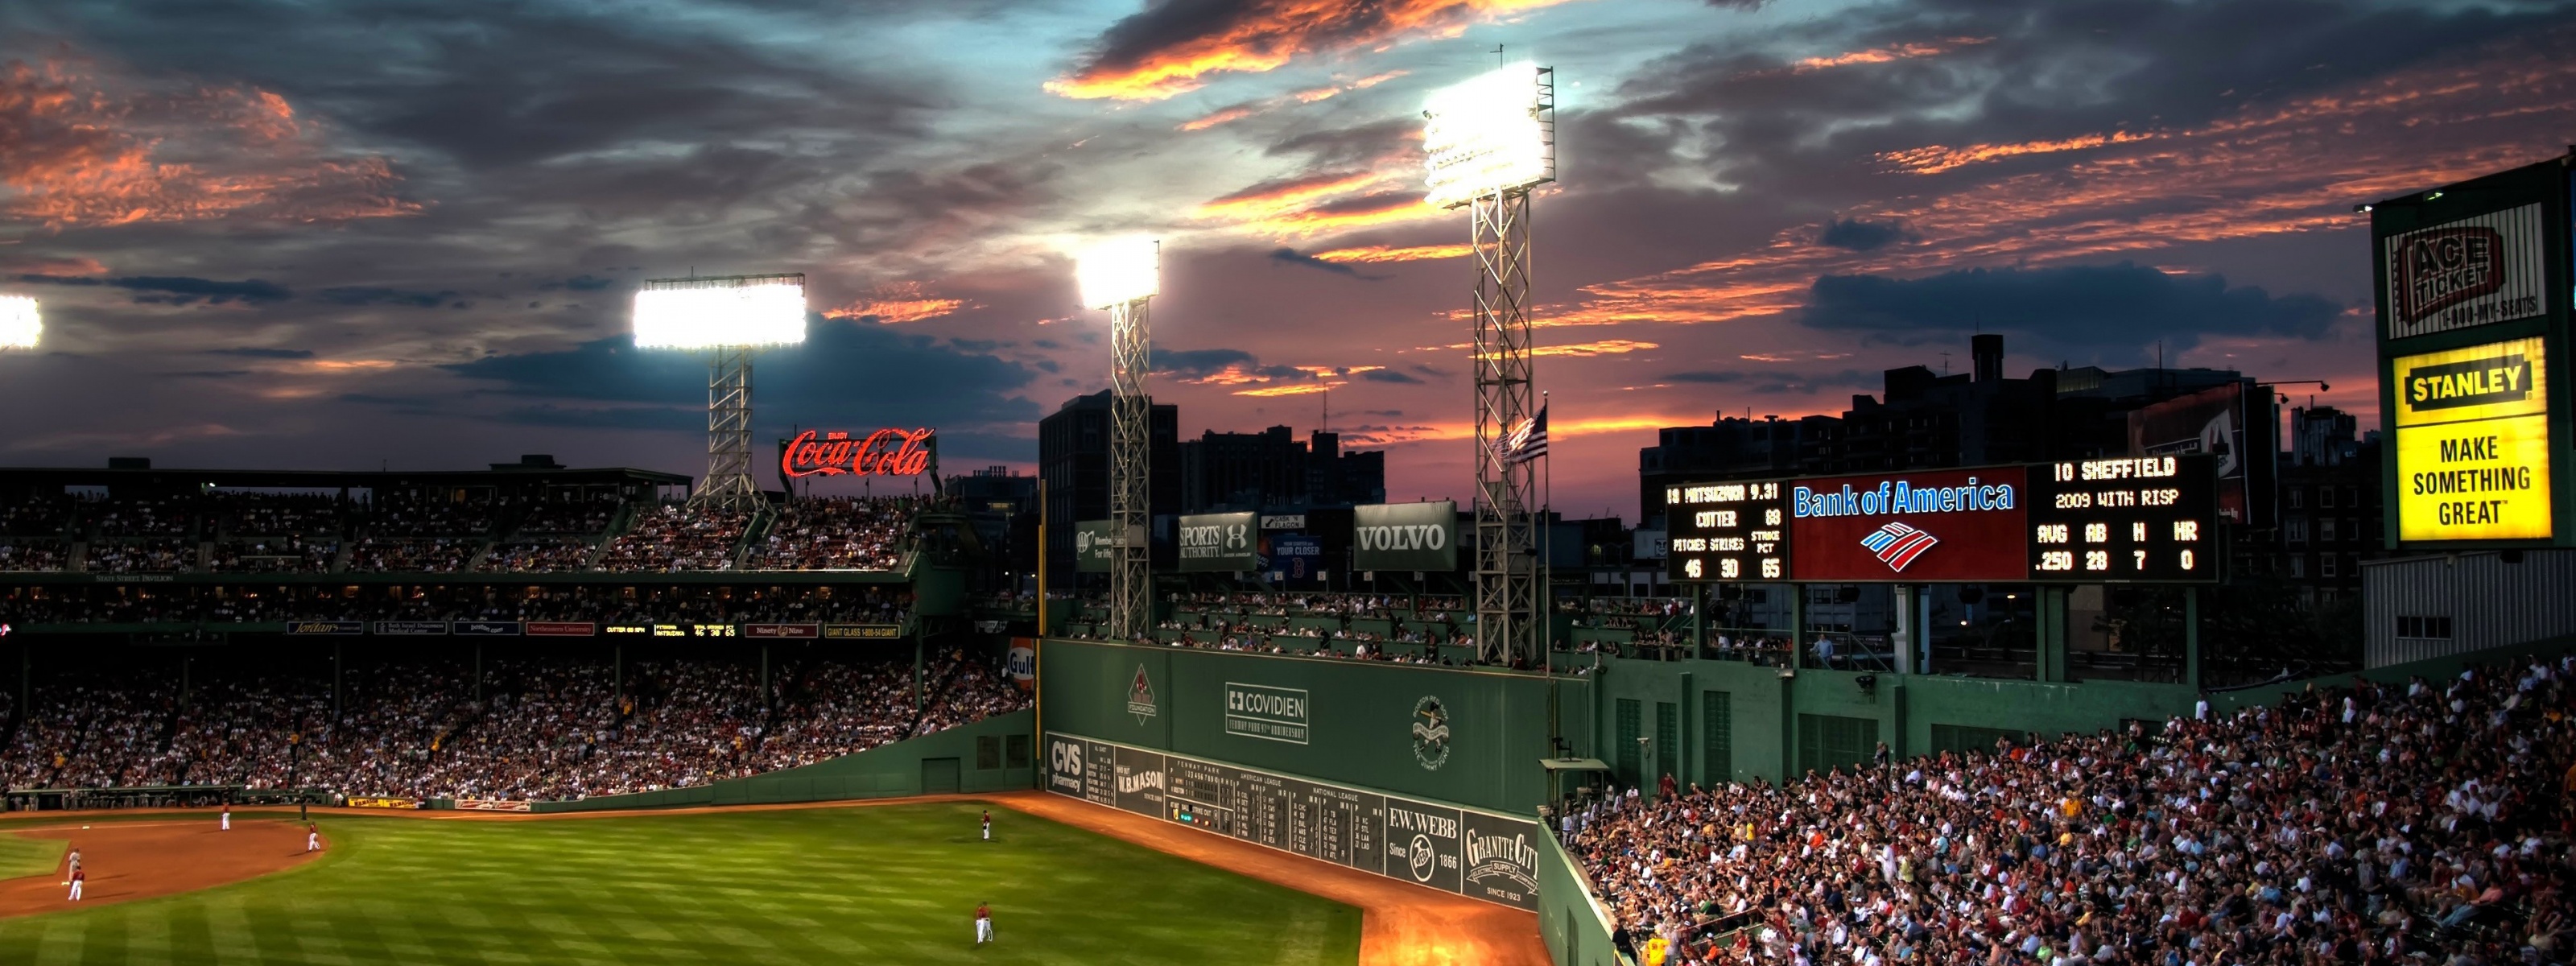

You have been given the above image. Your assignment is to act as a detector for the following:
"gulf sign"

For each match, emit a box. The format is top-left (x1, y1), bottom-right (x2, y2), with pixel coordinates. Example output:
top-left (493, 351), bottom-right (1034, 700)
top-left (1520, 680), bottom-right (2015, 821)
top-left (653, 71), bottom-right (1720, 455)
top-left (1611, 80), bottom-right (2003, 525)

top-left (1790, 467), bottom-right (2029, 582)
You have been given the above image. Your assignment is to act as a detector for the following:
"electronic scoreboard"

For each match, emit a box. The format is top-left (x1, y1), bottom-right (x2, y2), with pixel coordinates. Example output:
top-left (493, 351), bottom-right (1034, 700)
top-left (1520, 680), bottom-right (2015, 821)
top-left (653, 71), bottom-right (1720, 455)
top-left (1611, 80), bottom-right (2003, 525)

top-left (1664, 480), bottom-right (1790, 583)
top-left (2023, 455), bottom-right (2219, 583)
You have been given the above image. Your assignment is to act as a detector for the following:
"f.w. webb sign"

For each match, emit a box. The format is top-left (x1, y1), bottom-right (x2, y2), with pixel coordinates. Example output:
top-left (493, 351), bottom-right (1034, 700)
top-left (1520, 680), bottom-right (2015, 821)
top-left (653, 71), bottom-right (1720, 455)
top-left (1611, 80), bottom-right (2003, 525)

top-left (1353, 500), bottom-right (1458, 573)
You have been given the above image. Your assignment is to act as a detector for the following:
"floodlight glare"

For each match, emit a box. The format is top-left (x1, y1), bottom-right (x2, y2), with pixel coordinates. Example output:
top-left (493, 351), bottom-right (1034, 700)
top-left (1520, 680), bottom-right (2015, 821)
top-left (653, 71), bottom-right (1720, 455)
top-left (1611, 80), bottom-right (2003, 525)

top-left (633, 275), bottom-right (807, 349)
top-left (1076, 237), bottom-right (1160, 308)
top-left (0, 295), bottom-right (39, 349)
top-left (1422, 62), bottom-right (1553, 208)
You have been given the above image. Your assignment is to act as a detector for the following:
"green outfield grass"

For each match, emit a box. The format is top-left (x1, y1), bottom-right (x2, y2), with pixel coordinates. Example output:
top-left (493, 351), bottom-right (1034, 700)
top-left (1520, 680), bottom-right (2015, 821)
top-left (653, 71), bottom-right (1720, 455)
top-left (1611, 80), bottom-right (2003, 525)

top-left (0, 803), bottom-right (1363, 964)
top-left (0, 834), bottom-right (65, 880)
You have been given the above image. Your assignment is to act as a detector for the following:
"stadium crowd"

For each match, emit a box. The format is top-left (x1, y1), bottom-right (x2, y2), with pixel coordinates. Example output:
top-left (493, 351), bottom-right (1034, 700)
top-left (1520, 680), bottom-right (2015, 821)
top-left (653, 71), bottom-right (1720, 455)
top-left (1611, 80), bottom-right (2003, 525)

top-left (0, 493), bottom-right (919, 576)
top-left (1563, 654), bottom-right (2576, 965)
top-left (1, 650), bottom-right (1027, 803)
top-left (0, 583), bottom-right (914, 627)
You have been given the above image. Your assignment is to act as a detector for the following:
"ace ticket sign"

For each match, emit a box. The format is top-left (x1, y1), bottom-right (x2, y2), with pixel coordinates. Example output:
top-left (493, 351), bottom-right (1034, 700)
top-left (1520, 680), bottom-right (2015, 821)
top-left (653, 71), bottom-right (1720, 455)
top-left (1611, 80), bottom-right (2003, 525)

top-left (2392, 337), bottom-right (2555, 543)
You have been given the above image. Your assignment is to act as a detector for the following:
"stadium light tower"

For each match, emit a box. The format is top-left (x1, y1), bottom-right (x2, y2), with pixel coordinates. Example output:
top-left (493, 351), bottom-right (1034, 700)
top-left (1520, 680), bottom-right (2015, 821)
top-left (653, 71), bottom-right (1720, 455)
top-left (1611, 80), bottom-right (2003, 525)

top-left (0, 295), bottom-right (39, 349)
top-left (632, 273), bottom-right (807, 513)
top-left (1423, 62), bottom-right (1554, 667)
top-left (1079, 237), bottom-right (1160, 641)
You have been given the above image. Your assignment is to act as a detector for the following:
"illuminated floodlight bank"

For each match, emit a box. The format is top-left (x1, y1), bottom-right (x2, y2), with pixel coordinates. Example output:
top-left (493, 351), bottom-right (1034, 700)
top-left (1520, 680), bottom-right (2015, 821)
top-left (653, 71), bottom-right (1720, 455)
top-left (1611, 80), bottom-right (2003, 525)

top-left (1076, 237), bottom-right (1160, 308)
top-left (1422, 62), bottom-right (1554, 208)
top-left (632, 275), bottom-right (807, 349)
top-left (0, 295), bottom-right (38, 349)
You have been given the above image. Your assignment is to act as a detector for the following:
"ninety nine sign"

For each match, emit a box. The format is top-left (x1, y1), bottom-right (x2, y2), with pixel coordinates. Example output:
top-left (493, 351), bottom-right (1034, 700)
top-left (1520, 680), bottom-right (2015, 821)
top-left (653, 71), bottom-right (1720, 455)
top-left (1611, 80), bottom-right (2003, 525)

top-left (781, 428), bottom-right (934, 478)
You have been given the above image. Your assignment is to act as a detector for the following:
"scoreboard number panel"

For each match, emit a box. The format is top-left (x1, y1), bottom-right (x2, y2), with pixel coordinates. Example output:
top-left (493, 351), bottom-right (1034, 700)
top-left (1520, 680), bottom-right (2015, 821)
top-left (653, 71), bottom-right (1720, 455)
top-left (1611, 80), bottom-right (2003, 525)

top-left (2025, 456), bottom-right (2219, 583)
top-left (1664, 481), bottom-right (1789, 583)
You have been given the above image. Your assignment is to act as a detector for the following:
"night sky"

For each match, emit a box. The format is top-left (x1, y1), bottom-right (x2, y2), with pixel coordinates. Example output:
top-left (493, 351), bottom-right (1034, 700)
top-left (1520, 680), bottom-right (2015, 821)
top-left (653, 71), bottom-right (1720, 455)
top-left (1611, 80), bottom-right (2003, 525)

top-left (3, 0), bottom-right (2572, 518)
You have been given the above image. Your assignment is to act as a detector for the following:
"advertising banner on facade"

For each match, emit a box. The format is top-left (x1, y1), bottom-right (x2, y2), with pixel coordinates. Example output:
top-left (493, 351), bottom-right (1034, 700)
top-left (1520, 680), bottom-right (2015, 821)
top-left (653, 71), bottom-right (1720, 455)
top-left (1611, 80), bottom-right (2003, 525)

top-left (1177, 511), bottom-right (1257, 573)
top-left (1352, 501), bottom-right (1458, 573)
top-left (743, 623), bottom-right (820, 639)
top-left (450, 621), bottom-right (522, 637)
top-left (823, 624), bottom-right (902, 639)
top-left (287, 621), bottom-right (363, 636)
top-left (1044, 731), bottom-right (1540, 910)
top-left (526, 621), bottom-right (595, 637)
top-left (2127, 382), bottom-right (2272, 527)
top-left (1075, 519), bottom-right (1127, 573)
top-left (1788, 467), bottom-right (2030, 582)
top-left (373, 621), bottom-right (446, 636)
top-left (1268, 533), bottom-right (1323, 581)
top-left (2391, 336), bottom-right (2555, 543)
top-left (2381, 203), bottom-right (2548, 339)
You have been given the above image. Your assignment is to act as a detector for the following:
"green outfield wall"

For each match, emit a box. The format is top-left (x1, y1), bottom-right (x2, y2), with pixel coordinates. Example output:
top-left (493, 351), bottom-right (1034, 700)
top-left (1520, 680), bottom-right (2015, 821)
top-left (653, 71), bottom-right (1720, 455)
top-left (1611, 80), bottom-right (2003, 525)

top-left (1038, 639), bottom-right (1591, 816)
top-left (530, 708), bottom-right (1034, 813)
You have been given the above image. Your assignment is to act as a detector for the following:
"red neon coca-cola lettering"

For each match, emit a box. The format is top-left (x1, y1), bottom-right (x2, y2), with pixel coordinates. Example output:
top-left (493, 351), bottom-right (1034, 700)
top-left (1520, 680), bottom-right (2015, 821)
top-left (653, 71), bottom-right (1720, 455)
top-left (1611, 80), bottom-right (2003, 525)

top-left (782, 428), bottom-right (934, 478)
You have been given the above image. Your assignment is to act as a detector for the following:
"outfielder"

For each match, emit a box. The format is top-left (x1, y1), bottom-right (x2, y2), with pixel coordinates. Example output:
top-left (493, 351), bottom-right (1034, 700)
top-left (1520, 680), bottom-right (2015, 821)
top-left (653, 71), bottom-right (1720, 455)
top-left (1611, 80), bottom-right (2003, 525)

top-left (974, 902), bottom-right (993, 944)
top-left (306, 823), bottom-right (320, 852)
top-left (67, 865), bottom-right (84, 902)
top-left (220, 807), bottom-right (230, 832)
top-left (981, 809), bottom-right (991, 841)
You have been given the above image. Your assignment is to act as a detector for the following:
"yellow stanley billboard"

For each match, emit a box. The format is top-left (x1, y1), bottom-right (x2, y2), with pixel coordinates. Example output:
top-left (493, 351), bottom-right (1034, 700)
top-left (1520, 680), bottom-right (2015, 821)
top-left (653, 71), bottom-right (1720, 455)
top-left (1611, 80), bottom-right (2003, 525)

top-left (2392, 336), bottom-right (2553, 542)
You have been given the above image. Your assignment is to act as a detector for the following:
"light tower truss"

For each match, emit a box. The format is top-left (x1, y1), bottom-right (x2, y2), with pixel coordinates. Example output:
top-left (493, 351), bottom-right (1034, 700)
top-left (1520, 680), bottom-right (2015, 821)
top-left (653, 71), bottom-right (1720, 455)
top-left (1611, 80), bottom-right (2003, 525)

top-left (1108, 296), bottom-right (1154, 639)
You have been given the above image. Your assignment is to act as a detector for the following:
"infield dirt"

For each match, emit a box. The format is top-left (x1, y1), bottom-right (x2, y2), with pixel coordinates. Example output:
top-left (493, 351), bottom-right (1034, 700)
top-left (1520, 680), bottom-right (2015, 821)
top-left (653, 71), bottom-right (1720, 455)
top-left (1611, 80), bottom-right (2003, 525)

top-left (0, 819), bottom-right (320, 918)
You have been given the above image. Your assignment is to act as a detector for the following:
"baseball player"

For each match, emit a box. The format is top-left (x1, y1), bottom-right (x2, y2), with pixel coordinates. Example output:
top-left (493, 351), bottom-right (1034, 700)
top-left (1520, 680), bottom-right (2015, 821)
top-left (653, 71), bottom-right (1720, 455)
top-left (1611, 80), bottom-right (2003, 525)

top-left (220, 807), bottom-right (231, 832)
top-left (981, 809), bottom-right (992, 841)
top-left (67, 865), bottom-right (84, 902)
top-left (974, 902), bottom-right (993, 944)
top-left (306, 823), bottom-right (320, 852)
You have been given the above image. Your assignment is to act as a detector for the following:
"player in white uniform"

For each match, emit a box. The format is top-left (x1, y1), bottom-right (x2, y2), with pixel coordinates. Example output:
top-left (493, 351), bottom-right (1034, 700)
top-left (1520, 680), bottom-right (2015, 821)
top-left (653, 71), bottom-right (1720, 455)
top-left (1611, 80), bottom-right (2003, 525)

top-left (306, 823), bottom-right (320, 852)
top-left (981, 810), bottom-right (991, 841)
top-left (975, 902), bottom-right (993, 943)
top-left (221, 807), bottom-right (230, 832)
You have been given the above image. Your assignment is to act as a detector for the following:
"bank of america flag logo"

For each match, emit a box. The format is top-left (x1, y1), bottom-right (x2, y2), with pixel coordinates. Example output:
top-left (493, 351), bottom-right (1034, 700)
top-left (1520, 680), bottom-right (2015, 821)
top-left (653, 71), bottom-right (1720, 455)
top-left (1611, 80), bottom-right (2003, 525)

top-left (1860, 522), bottom-right (1939, 572)
top-left (1493, 405), bottom-right (1548, 464)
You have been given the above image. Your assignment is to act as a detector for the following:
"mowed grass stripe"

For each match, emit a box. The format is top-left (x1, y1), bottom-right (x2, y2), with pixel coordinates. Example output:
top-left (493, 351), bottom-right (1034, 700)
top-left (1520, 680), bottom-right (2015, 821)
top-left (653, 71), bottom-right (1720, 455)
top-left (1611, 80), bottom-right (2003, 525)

top-left (0, 803), bottom-right (1361, 965)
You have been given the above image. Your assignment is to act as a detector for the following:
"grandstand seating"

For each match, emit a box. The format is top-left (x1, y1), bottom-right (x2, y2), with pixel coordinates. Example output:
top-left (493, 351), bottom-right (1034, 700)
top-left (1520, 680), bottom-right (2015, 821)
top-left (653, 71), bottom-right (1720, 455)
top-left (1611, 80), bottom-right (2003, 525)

top-left (1560, 654), bottom-right (2574, 964)
top-left (0, 650), bottom-right (1024, 803)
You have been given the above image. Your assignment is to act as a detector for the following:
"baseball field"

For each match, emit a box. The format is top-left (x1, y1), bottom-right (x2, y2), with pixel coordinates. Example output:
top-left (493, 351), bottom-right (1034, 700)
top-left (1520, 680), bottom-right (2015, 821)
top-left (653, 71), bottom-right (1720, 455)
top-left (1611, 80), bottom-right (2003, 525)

top-left (0, 800), bottom-right (1366, 964)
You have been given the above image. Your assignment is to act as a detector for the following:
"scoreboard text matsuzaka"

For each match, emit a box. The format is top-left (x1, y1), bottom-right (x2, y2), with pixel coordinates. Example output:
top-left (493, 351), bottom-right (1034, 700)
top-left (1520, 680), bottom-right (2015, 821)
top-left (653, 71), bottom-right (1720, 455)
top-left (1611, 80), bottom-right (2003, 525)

top-left (1664, 481), bottom-right (1787, 582)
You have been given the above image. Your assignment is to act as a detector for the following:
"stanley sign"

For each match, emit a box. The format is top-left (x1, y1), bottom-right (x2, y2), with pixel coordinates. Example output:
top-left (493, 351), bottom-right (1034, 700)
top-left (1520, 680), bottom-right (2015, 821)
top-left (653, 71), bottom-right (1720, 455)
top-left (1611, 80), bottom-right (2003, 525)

top-left (2392, 336), bottom-right (2554, 543)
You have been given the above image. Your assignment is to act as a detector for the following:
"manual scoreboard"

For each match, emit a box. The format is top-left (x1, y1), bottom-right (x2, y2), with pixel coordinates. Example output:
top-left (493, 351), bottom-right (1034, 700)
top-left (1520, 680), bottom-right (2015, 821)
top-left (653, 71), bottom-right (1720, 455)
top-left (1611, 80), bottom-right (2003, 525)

top-left (2024, 456), bottom-right (2219, 583)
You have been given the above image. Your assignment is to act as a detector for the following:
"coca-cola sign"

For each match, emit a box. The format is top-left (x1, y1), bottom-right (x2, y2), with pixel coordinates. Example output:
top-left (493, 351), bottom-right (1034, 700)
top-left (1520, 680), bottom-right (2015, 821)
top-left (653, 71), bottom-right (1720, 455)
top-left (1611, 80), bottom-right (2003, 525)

top-left (782, 427), bottom-right (933, 478)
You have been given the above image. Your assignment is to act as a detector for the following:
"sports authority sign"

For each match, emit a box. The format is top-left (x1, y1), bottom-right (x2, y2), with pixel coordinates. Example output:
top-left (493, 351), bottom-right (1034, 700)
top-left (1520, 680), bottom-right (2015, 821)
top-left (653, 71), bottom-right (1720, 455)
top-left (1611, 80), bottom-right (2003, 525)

top-left (1045, 731), bottom-right (1542, 910)
top-left (1790, 467), bottom-right (2029, 582)
top-left (2381, 203), bottom-right (2547, 339)
top-left (1177, 511), bottom-right (1257, 573)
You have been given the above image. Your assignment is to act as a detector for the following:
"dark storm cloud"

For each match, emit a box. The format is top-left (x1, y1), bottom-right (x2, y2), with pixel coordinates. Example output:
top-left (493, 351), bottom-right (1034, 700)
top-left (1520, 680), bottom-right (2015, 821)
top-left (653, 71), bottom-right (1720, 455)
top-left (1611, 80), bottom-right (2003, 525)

top-left (204, 348), bottom-right (315, 360)
top-left (319, 287), bottom-right (458, 308)
top-left (442, 316), bottom-right (1038, 440)
top-left (1151, 347), bottom-right (1298, 382)
top-left (1664, 370), bottom-right (1745, 384)
top-left (1818, 218), bottom-right (1906, 252)
top-left (16, 274), bottom-right (292, 305)
top-left (1358, 368), bottom-right (1422, 384)
top-left (1268, 247), bottom-right (1377, 279)
top-left (1800, 263), bottom-right (2340, 349)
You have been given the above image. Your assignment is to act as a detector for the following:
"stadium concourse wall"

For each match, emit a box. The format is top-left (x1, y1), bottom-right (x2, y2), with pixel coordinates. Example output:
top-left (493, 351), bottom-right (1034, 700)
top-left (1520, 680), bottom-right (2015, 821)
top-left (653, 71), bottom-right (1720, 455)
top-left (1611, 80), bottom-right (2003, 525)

top-left (526, 708), bottom-right (1034, 813)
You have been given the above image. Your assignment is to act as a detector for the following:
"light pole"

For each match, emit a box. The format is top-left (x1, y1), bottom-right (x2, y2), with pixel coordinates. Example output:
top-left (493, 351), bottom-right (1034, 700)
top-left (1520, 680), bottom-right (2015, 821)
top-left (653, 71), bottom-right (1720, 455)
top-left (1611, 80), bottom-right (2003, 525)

top-left (633, 274), bottom-right (808, 513)
top-left (1078, 238), bottom-right (1162, 640)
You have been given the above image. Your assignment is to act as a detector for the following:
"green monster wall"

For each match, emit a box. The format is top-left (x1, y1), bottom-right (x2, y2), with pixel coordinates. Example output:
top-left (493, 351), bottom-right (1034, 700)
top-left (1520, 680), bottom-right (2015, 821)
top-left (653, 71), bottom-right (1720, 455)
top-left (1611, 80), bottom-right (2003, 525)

top-left (1038, 639), bottom-right (1592, 816)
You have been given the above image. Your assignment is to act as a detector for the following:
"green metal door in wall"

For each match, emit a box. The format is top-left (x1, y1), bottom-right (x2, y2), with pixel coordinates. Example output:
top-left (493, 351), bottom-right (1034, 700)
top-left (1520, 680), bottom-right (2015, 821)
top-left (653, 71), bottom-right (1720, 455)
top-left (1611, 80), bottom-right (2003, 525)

top-left (1653, 701), bottom-right (1678, 785)
top-left (922, 757), bottom-right (961, 795)
top-left (1797, 714), bottom-right (1876, 774)
top-left (1703, 691), bottom-right (1732, 784)
top-left (1615, 699), bottom-right (1641, 785)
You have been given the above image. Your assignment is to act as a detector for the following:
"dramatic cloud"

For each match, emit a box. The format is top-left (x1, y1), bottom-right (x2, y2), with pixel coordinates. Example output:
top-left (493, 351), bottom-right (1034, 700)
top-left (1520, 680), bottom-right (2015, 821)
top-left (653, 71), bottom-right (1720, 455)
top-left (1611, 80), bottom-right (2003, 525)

top-left (824, 283), bottom-right (975, 324)
top-left (0, 57), bottom-right (420, 227)
top-left (1817, 218), bottom-right (1907, 252)
top-left (1313, 243), bottom-right (1471, 262)
top-left (1046, 0), bottom-right (1573, 101)
top-left (1802, 263), bottom-right (2341, 349)
top-left (1268, 247), bottom-right (1375, 279)
top-left (442, 317), bottom-right (1039, 448)
top-left (18, 273), bottom-right (292, 305)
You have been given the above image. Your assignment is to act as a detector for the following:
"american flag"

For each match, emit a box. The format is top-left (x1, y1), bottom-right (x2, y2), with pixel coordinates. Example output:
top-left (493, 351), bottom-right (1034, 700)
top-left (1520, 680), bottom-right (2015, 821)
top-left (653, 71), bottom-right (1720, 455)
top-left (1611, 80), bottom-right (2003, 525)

top-left (1494, 404), bottom-right (1548, 464)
